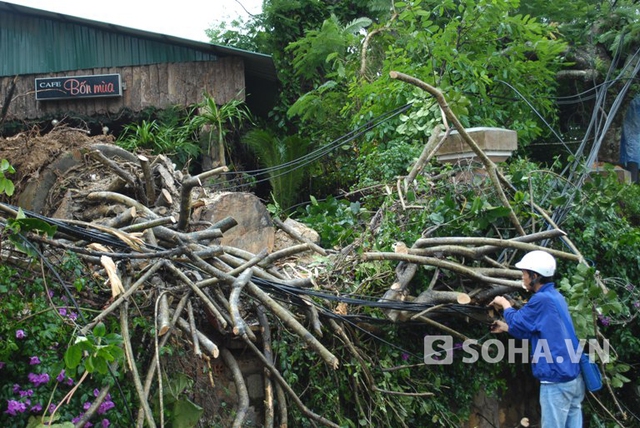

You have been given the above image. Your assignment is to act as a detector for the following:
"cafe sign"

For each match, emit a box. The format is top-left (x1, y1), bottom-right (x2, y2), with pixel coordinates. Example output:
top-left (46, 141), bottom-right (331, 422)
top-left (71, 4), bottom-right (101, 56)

top-left (35, 74), bottom-right (122, 101)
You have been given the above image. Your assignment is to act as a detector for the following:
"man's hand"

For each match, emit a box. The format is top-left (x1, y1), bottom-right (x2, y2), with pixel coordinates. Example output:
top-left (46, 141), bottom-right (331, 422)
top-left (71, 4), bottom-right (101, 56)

top-left (489, 296), bottom-right (512, 310)
top-left (490, 320), bottom-right (509, 333)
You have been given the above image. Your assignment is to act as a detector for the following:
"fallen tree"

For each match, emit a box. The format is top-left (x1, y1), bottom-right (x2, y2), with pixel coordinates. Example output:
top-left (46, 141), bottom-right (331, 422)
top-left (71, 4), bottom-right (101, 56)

top-left (0, 75), bottom-right (623, 426)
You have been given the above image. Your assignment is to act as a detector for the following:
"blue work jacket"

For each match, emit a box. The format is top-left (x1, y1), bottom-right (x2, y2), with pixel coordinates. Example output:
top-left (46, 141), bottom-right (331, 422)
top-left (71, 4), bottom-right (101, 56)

top-left (621, 96), bottom-right (640, 166)
top-left (503, 282), bottom-right (581, 383)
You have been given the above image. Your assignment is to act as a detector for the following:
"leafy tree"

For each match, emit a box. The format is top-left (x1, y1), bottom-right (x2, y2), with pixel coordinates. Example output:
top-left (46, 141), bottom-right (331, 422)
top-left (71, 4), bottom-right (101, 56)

top-left (242, 128), bottom-right (310, 210)
top-left (190, 94), bottom-right (254, 170)
top-left (231, 5), bottom-right (574, 410)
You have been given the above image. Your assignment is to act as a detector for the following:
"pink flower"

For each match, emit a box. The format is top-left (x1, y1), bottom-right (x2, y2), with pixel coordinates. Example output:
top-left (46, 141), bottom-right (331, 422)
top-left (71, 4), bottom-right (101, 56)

top-left (15, 330), bottom-right (26, 339)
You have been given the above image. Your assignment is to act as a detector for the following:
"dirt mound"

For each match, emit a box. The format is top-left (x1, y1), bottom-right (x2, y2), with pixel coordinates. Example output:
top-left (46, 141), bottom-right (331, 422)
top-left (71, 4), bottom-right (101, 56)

top-left (0, 126), bottom-right (115, 206)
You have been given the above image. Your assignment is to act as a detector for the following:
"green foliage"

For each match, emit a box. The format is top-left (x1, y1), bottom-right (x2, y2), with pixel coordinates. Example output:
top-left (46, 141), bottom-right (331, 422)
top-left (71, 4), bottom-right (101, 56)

top-left (354, 139), bottom-right (423, 191)
top-left (272, 316), bottom-right (507, 427)
top-left (286, 14), bottom-right (372, 81)
top-left (117, 111), bottom-right (200, 171)
top-left (4, 208), bottom-right (58, 258)
top-left (64, 322), bottom-right (124, 376)
top-left (115, 96), bottom-right (254, 172)
top-left (242, 129), bottom-right (309, 210)
top-left (0, 263), bottom-right (127, 427)
top-left (151, 373), bottom-right (203, 428)
top-left (559, 264), bottom-right (634, 392)
top-left (190, 94), bottom-right (254, 170)
top-left (562, 172), bottom-right (640, 281)
top-left (0, 159), bottom-right (15, 196)
top-left (297, 195), bottom-right (367, 248)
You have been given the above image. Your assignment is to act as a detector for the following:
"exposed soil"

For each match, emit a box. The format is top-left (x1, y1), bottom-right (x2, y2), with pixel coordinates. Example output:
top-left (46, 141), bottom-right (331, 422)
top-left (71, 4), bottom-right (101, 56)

top-left (0, 126), bottom-right (115, 206)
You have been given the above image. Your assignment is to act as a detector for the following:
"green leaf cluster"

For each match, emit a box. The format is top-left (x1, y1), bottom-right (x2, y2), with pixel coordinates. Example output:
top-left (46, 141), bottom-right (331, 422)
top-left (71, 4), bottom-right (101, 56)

top-left (0, 159), bottom-right (15, 196)
top-left (64, 322), bottom-right (125, 375)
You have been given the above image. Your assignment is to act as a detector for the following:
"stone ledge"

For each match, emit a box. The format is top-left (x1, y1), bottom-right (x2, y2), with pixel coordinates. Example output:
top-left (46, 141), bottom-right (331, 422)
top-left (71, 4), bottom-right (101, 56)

top-left (436, 127), bottom-right (517, 164)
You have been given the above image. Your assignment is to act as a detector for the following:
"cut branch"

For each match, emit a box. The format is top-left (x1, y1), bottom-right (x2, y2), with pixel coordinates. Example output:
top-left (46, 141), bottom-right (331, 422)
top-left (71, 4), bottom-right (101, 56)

top-left (362, 252), bottom-right (522, 288)
top-left (242, 337), bottom-right (341, 428)
top-left (176, 317), bottom-right (219, 358)
top-left (273, 217), bottom-right (326, 256)
top-left (220, 347), bottom-right (250, 428)
top-left (389, 70), bottom-right (525, 235)
top-left (229, 268), bottom-right (254, 336)
top-left (177, 166), bottom-right (228, 231)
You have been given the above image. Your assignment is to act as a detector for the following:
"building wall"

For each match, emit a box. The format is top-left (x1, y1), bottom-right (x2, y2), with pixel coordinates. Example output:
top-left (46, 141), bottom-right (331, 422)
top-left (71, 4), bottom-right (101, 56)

top-left (0, 57), bottom-right (245, 121)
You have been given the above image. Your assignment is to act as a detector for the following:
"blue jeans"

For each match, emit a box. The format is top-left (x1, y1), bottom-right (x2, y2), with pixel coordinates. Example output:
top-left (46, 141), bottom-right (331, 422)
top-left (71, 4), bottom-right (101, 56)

top-left (539, 376), bottom-right (585, 428)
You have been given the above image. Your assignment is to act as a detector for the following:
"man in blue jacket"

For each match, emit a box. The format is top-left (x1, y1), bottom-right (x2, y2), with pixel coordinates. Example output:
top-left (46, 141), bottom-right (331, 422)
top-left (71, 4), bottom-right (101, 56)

top-left (621, 95), bottom-right (640, 183)
top-left (489, 250), bottom-right (585, 428)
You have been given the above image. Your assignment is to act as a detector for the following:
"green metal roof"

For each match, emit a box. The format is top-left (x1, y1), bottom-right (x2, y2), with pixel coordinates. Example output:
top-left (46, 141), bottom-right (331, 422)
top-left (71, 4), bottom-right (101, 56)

top-left (0, 1), bottom-right (277, 83)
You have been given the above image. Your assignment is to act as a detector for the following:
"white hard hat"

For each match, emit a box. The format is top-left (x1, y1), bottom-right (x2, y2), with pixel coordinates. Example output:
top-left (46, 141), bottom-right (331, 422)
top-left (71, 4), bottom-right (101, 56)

top-left (515, 250), bottom-right (556, 277)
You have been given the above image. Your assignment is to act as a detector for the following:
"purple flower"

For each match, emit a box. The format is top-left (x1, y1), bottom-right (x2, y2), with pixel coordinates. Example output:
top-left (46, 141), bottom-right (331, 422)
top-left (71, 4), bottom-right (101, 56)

top-left (68, 312), bottom-right (78, 321)
top-left (84, 401), bottom-right (92, 411)
top-left (72, 415), bottom-right (83, 424)
top-left (634, 301), bottom-right (640, 309)
top-left (66, 377), bottom-right (74, 386)
top-left (5, 399), bottom-right (27, 416)
top-left (58, 308), bottom-right (67, 317)
top-left (19, 389), bottom-right (33, 398)
top-left (598, 314), bottom-right (611, 326)
top-left (56, 370), bottom-right (66, 383)
top-left (15, 330), bottom-right (26, 339)
top-left (93, 389), bottom-right (100, 397)
top-left (48, 290), bottom-right (54, 298)
top-left (626, 283), bottom-right (635, 292)
top-left (49, 403), bottom-right (57, 413)
top-left (29, 356), bottom-right (41, 365)
top-left (27, 373), bottom-right (50, 387)
top-left (12, 384), bottom-right (21, 393)
top-left (101, 418), bottom-right (111, 427)
top-left (401, 352), bottom-right (409, 361)
top-left (98, 400), bottom-right (115, 414)
top-left (30, 403), bottom-right (42, 412)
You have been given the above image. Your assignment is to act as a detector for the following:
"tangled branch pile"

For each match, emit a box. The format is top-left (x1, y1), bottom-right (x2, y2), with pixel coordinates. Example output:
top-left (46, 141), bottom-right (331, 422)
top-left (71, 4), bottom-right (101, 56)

top-left (0, 73), bottom-right (608, 427)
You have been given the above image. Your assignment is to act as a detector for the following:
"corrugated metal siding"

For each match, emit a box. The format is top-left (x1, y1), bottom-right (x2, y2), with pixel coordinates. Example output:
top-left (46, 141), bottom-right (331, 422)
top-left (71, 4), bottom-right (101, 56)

top-left (0, 11), bottom-right (218, 76)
